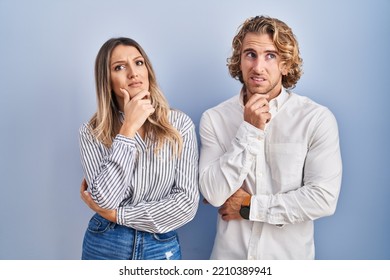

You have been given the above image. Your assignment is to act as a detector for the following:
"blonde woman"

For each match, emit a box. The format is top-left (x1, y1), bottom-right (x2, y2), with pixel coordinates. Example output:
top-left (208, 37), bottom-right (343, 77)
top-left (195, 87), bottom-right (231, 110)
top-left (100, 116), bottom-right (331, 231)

top-left (79, 37), bottom-right (199, 260)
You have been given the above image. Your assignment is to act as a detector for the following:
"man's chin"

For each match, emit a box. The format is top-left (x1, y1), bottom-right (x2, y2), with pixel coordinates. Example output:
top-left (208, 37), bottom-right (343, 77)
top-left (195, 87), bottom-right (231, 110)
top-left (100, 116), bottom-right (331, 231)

top-left (246, 85), bottom-right (267, 95)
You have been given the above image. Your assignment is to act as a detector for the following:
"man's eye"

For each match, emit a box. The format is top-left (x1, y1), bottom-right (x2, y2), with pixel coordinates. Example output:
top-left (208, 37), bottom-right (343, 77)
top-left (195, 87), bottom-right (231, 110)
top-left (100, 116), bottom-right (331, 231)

top-left (245, 52), bottom-right (256, 59)
top-left (266, 53), bottom-right (276, 59)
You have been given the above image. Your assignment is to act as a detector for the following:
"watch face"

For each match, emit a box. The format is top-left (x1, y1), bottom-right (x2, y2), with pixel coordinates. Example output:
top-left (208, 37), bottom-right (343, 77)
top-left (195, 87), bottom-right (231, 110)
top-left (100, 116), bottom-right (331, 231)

top-left (240, 206), bottom-right (250, 220)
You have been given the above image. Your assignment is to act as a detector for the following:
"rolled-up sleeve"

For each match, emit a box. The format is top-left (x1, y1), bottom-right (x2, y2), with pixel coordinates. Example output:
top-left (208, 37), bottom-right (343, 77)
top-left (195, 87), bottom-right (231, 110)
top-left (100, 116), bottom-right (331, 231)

top-left (199, 110), bottom-right (264, 207)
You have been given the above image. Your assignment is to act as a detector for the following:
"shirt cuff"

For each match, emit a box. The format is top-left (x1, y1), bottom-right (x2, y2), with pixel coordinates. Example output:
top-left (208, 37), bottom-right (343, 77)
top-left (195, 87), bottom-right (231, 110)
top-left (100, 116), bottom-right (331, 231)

top-left (237, 121), bottom-right (265, 140)
top-left (235, 122), bottom-right (265, 155)
top-left (249, 194), bottom-right (269, 222)
top-left (116, 206), bottom-right (125, 225)
top-left (250, 195), bottom-right (286, 227)
top-left (115, 134), bottom-right (137, 146)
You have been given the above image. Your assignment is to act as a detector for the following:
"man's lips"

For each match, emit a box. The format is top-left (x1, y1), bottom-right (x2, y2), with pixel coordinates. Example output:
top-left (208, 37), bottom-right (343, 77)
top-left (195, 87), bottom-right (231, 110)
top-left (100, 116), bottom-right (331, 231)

top-left (251, 76), bottom-right (266, 82)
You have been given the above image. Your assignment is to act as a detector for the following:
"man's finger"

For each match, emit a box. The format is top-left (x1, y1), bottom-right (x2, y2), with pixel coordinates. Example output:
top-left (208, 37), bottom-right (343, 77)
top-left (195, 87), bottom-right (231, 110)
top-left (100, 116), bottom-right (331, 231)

top-left (246, 94), bottom-right (269, 106)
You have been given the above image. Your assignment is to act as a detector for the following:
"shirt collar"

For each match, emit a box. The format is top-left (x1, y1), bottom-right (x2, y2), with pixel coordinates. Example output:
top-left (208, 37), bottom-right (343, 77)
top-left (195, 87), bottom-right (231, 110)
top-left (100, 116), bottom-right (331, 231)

top-left (270, 87), bottom-right (289, 113)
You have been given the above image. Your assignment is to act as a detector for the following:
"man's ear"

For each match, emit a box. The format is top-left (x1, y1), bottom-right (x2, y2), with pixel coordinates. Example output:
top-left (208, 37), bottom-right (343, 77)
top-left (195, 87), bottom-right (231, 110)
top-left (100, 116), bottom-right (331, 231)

top-left (280, 62), bottom-right (289, 76)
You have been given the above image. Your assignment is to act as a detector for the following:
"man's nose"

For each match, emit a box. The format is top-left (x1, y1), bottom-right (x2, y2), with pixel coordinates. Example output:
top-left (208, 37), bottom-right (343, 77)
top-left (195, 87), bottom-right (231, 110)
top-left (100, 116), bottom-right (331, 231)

top-left (252, 57), bottom-right (266, 73)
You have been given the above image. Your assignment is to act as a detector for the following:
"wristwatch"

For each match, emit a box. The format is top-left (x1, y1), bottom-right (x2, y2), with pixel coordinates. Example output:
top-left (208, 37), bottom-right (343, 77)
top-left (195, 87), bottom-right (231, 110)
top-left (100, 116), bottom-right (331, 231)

top-left (239, 195), bottom-right (251, 220)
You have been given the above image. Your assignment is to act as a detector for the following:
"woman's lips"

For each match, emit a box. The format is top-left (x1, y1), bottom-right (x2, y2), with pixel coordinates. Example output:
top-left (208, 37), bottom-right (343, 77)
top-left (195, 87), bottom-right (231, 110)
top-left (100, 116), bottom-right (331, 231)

top-left (128, 81), bottom-right (142, 87)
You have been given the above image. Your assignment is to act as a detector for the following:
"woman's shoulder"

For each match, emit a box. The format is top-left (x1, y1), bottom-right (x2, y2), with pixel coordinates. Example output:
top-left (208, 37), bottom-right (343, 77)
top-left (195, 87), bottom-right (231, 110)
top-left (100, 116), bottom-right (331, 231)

top-left (79, 122), bottom-right (99, 143)
top-left (169, 109), bottom-right (195, 132)
top-left (79, 122), bottom-right (93, 135)
top-left (169, 109), bottom-right (193, 122)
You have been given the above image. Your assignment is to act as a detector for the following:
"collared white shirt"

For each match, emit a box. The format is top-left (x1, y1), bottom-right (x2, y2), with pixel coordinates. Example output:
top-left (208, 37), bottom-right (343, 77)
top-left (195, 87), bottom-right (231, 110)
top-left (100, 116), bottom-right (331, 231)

top-left (199, 88), bottom-right (342, 259)
top-left (79, 110), bottom-right (199, 233)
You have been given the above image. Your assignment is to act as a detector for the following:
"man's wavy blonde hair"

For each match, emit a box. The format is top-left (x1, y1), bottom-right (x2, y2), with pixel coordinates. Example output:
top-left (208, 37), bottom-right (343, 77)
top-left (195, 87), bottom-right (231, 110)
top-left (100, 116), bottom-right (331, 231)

top-left (227, 16), bottom-right (303, 89)
top-left (89, 37), bottom-right (182, 156)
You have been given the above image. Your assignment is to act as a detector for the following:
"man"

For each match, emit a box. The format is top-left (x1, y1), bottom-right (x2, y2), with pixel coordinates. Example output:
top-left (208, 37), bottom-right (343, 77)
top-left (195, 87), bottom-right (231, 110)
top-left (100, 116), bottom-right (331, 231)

top-left (199, 15), bottom-right (342, 259)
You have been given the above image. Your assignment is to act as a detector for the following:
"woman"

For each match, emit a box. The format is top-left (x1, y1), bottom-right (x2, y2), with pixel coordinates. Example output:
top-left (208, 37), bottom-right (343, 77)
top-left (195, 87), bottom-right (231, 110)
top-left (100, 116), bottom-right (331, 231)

top-left (79, 37), bottom-right (199, 260)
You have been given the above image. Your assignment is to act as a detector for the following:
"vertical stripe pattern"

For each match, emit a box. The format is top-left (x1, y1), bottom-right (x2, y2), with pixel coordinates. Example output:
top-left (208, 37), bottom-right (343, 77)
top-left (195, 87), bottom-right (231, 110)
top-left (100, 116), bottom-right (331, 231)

top-left (79, 110), bottom-right (199, 233)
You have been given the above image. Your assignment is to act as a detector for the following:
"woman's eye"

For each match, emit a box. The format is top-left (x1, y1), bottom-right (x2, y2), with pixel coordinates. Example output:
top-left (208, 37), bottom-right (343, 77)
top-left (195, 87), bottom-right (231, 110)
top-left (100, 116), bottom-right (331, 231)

top-left (114, 65), bottom-right (125, 71)
top-left (136, 60), bottom-right (144, 66)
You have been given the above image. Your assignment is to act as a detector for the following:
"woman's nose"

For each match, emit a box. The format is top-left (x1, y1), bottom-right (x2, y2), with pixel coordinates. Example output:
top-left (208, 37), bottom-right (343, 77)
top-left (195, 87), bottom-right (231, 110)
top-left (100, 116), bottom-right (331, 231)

top-left (127, 65), bottom-right (138, 79)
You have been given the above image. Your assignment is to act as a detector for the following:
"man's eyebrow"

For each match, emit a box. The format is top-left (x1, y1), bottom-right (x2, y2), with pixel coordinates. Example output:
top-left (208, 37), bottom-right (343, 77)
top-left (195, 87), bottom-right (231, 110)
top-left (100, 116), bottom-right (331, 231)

top-left (242, 47), bottom-right (256, 53)
top-left (242, 48), bottom-right (279, 54)
top-left (265, 50), bottom-right (279, 54)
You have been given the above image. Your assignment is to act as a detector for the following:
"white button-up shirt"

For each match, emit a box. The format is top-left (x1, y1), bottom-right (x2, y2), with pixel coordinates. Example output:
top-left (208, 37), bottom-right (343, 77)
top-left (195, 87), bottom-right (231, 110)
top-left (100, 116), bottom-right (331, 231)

top-left (199, 88), bottom-right (342, 259)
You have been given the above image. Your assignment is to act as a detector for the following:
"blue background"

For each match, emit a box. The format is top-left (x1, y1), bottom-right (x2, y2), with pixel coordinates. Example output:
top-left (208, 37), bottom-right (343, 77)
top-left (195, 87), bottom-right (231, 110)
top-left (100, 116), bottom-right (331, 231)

top-left (0, 0), bottom-right (389, 260)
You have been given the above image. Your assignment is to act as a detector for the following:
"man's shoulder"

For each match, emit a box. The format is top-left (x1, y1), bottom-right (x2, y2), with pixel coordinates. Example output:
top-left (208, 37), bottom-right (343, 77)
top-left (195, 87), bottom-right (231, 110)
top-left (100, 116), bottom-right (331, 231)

top-left (200, 94), bottom-right (242, 133)
top-left (203, 94), bottom-right (240, 116)
top-left (289, 92), bottom-right (328, 111)
top-left (288, 92), bottom-right (335, 121)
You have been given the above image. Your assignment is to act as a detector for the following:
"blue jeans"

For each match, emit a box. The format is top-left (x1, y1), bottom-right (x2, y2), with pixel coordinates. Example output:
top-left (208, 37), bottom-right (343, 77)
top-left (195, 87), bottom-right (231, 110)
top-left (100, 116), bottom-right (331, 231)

top-left (82, 213), bottom-right (182, 260)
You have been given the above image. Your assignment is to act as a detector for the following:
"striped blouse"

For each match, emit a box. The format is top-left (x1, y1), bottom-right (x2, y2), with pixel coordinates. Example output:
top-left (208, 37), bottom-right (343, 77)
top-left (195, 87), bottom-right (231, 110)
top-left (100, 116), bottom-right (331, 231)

top-left (79, 110), bottom-right (199, 233)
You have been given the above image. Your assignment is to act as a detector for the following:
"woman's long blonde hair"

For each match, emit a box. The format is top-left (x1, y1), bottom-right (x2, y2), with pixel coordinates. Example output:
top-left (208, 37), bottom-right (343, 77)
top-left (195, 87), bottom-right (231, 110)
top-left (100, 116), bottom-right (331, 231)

top-left (227, 16), bottom-right (303, 89)
top-left (89, 37), bottom-right (182, 156)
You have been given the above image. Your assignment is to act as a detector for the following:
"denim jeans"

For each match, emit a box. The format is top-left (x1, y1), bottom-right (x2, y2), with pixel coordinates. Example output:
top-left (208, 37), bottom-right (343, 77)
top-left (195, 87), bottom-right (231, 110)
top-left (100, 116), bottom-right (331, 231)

top-left (82, 213), bottom-right (182, 260)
